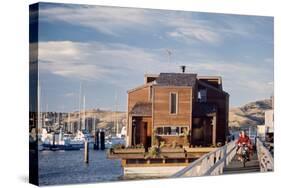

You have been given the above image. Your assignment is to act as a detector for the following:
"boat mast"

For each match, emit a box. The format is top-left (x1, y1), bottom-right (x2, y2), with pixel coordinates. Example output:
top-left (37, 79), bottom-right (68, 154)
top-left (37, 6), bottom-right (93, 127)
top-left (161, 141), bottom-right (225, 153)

top-left (45, 103), bottom-right (48, 127)
top-left (68, 112), bottom-right (70, 133)
top-left (93, 115), bottom-right (96, 133)
top-left (83, 95), bottom-right (86, 131)
top-left (78, 82), bottom-right (82, 131)
top-left (57, 111), bottom-right (60, 128)
top-left (38, 80), bottom-right (42, 131)
top-left (115, 92), bottom-right (119, 136)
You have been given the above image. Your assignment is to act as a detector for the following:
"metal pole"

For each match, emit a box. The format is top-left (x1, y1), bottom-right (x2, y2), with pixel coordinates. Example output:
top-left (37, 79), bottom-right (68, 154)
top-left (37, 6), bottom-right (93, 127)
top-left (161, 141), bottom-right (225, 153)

top-left (84, 141), bottom-right (89, 163)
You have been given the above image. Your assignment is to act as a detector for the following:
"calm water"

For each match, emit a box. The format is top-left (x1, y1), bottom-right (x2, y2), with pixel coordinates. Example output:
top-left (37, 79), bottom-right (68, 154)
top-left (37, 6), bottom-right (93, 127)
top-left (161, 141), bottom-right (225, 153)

top-left (39, 149), bottom-right (123, 185)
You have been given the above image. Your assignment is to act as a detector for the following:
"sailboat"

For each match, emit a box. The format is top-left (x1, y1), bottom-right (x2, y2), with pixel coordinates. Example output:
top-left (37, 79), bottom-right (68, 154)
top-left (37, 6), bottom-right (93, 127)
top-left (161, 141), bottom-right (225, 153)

top-left (106, 93), bottom-right (126, 148)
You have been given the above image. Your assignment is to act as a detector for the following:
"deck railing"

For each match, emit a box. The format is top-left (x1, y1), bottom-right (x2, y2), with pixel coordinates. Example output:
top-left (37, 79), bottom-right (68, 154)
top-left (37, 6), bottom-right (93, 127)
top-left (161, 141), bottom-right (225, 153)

top-left (256, 138), bottom-right (274, 172)
top-left (171, 140), bottom-right (237, 178)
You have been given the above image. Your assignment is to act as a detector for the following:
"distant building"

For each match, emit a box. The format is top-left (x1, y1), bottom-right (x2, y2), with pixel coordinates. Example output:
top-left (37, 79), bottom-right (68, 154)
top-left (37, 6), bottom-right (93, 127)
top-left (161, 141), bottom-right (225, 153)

top-left (257, 125), bottom-right (266, 140)
top-left (265, 110), bottom-right (274, 134)
top-left (126, 71), bottom-right (229, 148)
top-left (256, 96), bottom-right (274, 140)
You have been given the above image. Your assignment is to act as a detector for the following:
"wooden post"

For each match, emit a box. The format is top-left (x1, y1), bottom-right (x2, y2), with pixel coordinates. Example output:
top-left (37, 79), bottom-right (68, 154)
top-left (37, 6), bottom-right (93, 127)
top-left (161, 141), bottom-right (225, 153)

top-left (84, 141), bottom-right (89, 163)
top-left (53, 133), bottom-right (55, 145)
top-left (212, 115), bottom-right (217, 146)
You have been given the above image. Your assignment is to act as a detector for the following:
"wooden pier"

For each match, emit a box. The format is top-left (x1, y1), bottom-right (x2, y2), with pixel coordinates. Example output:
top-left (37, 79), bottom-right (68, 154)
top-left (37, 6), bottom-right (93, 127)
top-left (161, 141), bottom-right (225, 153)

top-left (171, 138), bottom-right (273, 178)
top-left (223, 153), bottom-right (260, 174)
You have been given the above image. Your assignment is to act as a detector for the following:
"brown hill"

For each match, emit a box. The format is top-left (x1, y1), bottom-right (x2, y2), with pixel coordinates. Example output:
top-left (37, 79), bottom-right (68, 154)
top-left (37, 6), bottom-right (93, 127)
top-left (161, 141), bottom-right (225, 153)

top-left (63, 109), bottom-right (126, 133)
top-left (229, 99), bottom-right (273, 128)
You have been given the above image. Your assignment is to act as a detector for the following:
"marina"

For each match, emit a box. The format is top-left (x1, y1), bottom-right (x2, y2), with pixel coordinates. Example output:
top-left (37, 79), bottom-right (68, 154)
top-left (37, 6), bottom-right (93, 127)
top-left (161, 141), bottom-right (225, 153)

top-left (27, 3), bottom-right (275, 186)
top-left (31, 71), bottom-right (274, 185)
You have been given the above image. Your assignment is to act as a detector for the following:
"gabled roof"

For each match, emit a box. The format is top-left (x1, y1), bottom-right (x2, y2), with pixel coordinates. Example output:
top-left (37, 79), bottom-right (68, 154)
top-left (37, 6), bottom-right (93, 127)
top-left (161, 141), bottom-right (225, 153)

top-left (127, 73), bottom-right (228, 95)
top-left (130, 102), bottom-right (152, 116)
top-left (198, 80), bottom-right (229, 96)
top-left (155, 73), bottom-right (197, 86)
top-left (127, 82), bottom-right (154, 93)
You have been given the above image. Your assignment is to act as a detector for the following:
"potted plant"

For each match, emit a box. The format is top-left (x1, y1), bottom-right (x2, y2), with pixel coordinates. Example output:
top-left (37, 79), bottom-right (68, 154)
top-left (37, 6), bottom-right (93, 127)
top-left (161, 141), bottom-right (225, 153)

top-left (160, 141), bottom-right (185, 153)
top-left (113, 144), bottom-right (145, 154)
top-left (182, 127), bottom-right (191, 147)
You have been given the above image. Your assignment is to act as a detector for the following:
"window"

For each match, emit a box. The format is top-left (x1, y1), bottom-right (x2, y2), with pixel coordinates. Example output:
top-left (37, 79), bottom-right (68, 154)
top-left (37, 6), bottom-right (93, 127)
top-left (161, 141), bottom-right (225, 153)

top-left (198, 89), bottom-right (207, 102)
top-left (180, 127), bottom-right (190, 135)
top-left (156, 127), bottom-right (164, 135)
top-left (170, 92), bottom-right (178, 114)
top-left (171, 127), bottom-right (180, 135)
top-left (164, 127), bottom-right (171, 135)
top-left (155, 126), bottom-right (189, 136)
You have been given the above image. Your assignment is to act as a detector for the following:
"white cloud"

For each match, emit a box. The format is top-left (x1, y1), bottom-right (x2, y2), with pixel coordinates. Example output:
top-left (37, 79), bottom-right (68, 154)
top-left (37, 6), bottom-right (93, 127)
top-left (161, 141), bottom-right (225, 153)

top-left (38, 41), bottom-right (177, 89)
top-left (65, 92), bottom-right (76, 97)
top-left (167, 28), bottom-right (220, 44)
top-left (40, 5), bottom-right (149, 36)
top-left (39, 5), bottom-right (262, 45)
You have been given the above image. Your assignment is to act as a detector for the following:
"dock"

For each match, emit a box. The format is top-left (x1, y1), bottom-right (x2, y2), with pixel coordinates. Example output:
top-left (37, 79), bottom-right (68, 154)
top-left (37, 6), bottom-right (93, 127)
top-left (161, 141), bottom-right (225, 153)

top-left (223, 153), bottom-right (260, 174)
top-left (170, 138), bottom-right (273, 178)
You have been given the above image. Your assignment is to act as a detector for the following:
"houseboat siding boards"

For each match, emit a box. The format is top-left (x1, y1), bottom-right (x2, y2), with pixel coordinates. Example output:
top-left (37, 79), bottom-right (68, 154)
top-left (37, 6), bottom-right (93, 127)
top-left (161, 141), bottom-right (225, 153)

top-left (128, 86), bottom-right (150, 112)
top-left (127, 85), bottom-right (151, 146)
top-left (152, 86), bottom-right (192, 145)
top-left (126, 73), bottom-right (228, 147)
top-left (153, 86), bottom-right (192, 126)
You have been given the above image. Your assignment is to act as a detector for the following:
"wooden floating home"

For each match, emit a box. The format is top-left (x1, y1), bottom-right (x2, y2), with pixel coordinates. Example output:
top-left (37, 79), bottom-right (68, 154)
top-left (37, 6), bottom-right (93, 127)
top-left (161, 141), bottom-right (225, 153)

top-left (108, 68), bottom-right (229, 177)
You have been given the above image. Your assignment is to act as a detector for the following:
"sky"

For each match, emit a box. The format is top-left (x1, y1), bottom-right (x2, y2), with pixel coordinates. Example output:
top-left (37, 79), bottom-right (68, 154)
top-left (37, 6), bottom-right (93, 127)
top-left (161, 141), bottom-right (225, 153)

top-left (34, 3), bottom-right (274, 112)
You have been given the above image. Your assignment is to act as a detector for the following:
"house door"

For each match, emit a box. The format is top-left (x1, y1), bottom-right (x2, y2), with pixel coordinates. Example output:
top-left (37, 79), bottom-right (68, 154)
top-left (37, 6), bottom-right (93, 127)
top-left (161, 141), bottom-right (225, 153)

top-left (131, 117), bottom-right (152, 148)
top-left (141, 122), bottom-right (148, 148)
top-left (192, 117), bottom-right (212, 146)
top-left (146, 122), bottom-right (152, 150)
top-left (131, 117), bottom-right (142, 146)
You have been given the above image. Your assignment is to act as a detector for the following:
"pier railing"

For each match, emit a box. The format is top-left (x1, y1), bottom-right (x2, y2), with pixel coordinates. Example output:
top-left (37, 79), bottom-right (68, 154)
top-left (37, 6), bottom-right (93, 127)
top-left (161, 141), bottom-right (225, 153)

top-left (171, 140), bottom-right (237, 178)
top-left (256, 138), bottom-right (274, 172)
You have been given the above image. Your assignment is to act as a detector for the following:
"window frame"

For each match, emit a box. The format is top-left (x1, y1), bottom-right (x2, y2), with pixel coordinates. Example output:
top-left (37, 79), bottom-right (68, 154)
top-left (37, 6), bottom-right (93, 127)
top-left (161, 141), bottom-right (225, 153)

top-left (169, 92), bottom-right (178, 115)
top-left (198, 89), bottom-right (207, 102)
top-left (155, 126), bottom-right (189, 136)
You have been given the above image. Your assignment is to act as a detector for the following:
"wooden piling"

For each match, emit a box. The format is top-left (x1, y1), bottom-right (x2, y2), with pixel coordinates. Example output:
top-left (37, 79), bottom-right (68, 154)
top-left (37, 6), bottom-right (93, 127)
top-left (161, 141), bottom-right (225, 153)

top-left (84, 141), bottom-right (89, 163)
top-left (53, 133), bottom-right (55, 145)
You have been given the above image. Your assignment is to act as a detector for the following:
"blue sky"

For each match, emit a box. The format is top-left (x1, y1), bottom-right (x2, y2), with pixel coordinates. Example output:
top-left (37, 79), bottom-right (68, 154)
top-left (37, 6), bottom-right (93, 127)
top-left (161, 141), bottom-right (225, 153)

top-left (35, 3), bottom-right (274, 112)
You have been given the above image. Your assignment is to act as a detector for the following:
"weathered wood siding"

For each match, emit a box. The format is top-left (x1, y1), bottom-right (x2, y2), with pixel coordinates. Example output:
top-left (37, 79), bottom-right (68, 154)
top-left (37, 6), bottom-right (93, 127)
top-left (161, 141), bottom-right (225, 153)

top-left (137, 117), bottom-right (152, 147)
top-left (128, 86), bottom-right (150, 112)
top-left (127, 86), bottom-right (151, 146)
top-left (152, 86), bottom-right (192, 130)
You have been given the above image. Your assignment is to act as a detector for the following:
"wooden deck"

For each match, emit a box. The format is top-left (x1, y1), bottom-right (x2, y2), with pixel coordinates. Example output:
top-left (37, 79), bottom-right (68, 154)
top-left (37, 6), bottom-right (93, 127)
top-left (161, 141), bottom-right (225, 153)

top-left (223, 152), bottom-right (260, 174)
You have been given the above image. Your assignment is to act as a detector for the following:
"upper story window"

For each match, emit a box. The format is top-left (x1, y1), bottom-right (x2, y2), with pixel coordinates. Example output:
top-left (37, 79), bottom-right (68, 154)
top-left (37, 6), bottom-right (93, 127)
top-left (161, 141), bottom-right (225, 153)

top-left (170, 92), bottom-right (178, 114)
top-left (198, 89), bottom-right (207, 102)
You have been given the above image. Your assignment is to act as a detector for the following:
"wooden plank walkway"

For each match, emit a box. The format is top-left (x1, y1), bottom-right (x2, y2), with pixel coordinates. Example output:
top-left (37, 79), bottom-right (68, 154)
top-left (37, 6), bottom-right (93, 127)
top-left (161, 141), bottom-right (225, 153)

top-left (223, 152), bottom-right (260, 174)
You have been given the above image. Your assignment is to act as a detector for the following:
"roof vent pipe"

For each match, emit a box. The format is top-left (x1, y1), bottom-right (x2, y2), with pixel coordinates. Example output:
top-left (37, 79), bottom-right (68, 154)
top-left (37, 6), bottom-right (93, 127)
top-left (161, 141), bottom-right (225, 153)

top-left (180, 65), bottom-right (186, 73)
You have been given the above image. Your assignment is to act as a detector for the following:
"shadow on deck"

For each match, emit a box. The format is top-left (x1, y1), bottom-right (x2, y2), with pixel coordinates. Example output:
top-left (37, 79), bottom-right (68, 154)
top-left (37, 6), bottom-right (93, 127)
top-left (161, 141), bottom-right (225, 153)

top-left (223, 153), bottom-right (260, 174)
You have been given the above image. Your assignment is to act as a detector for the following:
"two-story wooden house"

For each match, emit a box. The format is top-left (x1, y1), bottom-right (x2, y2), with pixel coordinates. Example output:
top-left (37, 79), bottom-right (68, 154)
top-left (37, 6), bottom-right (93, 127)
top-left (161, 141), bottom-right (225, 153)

top-left (126, 72), bottom-right (229, 149)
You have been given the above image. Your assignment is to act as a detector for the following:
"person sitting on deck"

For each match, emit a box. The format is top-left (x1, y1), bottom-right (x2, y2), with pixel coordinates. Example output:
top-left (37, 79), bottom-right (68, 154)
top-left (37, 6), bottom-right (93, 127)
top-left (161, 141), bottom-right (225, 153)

top-left (236, 131), bottom-right (253, 161)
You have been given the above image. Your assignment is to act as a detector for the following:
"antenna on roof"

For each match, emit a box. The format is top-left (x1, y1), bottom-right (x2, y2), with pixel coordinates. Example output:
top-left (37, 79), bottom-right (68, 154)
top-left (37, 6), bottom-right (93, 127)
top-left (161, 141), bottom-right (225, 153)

top-left (166, 49), bottom-right (172, 64)
top-left (180, 65), bottom-right (186, 73)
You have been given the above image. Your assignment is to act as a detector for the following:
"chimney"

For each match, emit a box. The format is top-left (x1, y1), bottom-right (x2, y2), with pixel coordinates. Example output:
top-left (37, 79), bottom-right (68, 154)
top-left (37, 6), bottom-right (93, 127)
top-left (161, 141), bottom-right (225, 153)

top-left (180, 65), bottom-right (186, 73)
